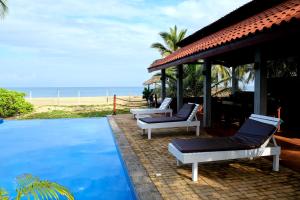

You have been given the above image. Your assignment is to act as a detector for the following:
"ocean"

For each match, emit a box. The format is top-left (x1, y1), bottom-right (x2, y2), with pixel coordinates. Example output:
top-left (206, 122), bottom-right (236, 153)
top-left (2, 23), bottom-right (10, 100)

top-left (5, 87), bottom-right (144, 98)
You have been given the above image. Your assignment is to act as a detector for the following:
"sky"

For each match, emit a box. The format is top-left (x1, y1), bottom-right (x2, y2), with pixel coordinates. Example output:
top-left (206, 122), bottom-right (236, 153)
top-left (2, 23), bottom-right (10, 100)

top-left (0, 0), bottom-right (251, 87)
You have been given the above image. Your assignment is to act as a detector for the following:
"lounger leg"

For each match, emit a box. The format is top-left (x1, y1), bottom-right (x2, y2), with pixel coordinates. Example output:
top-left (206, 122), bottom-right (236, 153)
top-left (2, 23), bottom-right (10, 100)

top-left (176, 159), bottom-right (182, 166)
top-left (142, 129), bottom-right (145, 135)
top-left (196, 125), bottom-right (200, 136)
top-left (148, 129), bottom-right (151, 139)
top-left (192, 163), bottom-right (198, 182)
top-left (273, 154), bottom-right (280, 171)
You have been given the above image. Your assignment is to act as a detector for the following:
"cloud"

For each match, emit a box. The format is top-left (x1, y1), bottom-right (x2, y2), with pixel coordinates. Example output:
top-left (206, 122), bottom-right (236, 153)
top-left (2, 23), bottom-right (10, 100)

top-left (0, 0), bottom-right (251, 87)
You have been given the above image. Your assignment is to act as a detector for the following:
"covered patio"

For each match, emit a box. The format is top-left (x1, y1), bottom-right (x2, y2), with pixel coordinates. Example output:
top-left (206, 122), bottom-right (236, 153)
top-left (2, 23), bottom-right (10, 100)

top-left (148, 0), bottom-right (300, 172)
top-left (149, 0), bottom-right (300, 129)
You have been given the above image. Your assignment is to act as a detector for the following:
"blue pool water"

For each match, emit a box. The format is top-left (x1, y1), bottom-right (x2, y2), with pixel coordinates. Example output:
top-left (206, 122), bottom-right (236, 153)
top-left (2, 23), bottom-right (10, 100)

top-left (0, 118), bottom-right (136, 199)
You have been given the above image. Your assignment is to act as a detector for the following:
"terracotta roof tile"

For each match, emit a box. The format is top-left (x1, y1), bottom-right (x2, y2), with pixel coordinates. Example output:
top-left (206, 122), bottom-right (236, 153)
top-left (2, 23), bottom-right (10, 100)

top-left (149, 0), bottom-right (300, 70)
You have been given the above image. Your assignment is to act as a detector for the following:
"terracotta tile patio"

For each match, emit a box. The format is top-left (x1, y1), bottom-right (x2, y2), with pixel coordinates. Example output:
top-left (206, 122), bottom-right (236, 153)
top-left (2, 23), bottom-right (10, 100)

top-left (109, 114), bottom-right (300, 200)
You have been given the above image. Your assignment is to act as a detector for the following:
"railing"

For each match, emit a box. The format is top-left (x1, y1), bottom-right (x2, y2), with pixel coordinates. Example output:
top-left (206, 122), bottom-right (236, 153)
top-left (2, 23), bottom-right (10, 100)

top-left (113, 94), bottom-right (147, 114)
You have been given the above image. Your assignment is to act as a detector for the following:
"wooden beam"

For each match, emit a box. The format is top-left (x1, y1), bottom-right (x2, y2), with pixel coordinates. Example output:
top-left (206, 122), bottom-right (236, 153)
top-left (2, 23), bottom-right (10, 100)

top-left (161, 69), bottom-right (166, 100)
top-left (254, 48), bottom-right (267, 115)
top-left (176, 65), bottom-right (183, 112)
top-left (203, 60), bottom-right (212, 127)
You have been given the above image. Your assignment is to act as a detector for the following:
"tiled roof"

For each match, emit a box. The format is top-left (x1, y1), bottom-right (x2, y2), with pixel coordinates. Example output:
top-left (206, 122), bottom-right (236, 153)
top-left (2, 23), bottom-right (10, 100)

top-left (149, 0), bottom-right (300, 71)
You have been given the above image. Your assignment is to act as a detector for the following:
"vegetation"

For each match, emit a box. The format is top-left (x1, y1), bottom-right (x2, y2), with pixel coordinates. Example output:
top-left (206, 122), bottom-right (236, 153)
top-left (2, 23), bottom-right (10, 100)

top-left (0, 174), bottom-right (74, 200)
top-left (150, 26), bottom-right (257, 97)
top-left (0, 0), bottom-right (8, 18)
top-left (151, 25), bottom-right (205, 97)
top-left (0, 88), bottom-right (33, 118)
top-left (19, 107), bottom-right (129, 120)
top-left (142, 87), bottom-right (153, 101)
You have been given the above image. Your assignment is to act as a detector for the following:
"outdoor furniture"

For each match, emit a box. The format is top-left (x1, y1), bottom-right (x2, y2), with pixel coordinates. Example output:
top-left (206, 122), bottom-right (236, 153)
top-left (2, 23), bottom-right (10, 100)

top-left (130, 97), bottom-right (173, 119)
top-left (168, 114), bottom-right (281, 182)
top-left (137, 103), bottom-right (200, 139)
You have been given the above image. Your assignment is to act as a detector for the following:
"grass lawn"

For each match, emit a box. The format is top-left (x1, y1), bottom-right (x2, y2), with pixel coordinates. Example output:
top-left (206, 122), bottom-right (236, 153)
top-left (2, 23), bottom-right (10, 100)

top-left (18, 106), bottom-right (130, 119)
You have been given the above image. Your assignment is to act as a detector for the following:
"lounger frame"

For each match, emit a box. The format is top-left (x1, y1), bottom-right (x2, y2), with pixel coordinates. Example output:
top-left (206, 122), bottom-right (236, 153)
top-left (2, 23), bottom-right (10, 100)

top-left (130, 97), bottom-right (173, 119)
top-left (168, 114), bottom-right (281, 182)
top-left (137, 103), bottom-right (201, 139)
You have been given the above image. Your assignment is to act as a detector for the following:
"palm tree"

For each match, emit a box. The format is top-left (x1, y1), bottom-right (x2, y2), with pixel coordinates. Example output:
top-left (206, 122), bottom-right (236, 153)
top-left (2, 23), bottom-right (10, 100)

top-left (151, 26), bottom-right (202, 97)
top-left (211, 64), bottom-right (231, 92)
top-left (235, 64), bottom-right (255, 90)
top-left (1, 174), bottom-right (74, 200)
top-left (183, 64), bottom-right (204, 97)
top-left (151, 25), bottom-right (187, 57)
top-left (0, 0), bottom-right (8, 18)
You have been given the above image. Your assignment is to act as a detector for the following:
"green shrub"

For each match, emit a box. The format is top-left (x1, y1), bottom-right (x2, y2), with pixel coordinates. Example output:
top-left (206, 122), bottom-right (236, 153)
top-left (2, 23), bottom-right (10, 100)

top-left (0, 88), bottom-right (33, 118)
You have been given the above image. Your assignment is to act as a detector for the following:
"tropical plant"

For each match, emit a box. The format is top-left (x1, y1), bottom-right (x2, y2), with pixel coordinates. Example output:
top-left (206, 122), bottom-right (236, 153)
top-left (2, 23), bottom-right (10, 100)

top-left (211, 64), bottom-right (231, 91)
top-left (235, 64), bottom-right (255, 90)
top-left (0, 88), bottom-right (33, 118)
top-left (151, 25), bottom-right (187, 57)
top-left (151, 26), bottom-right (202, 97)
top-left (0, 0), bottom-right (8, 18)
top-left (1, 174), bottom-right (74, 200)
top-left (142, 87), bottom-right (153, 101)
top-left (183, 64), bottom-right (204, 97)
top-left (0, 188), bottom-right (9, 200)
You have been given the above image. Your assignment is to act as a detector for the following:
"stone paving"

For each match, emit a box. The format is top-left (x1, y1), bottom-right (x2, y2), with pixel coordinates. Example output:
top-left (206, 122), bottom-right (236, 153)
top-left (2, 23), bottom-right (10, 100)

top-left (109, 114), bottom-right (300, 200)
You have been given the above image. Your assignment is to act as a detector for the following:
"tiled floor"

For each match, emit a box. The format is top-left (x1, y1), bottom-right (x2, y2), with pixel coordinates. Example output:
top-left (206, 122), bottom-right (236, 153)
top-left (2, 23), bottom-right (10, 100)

top-left (110, 114), bottom-right (300, 200)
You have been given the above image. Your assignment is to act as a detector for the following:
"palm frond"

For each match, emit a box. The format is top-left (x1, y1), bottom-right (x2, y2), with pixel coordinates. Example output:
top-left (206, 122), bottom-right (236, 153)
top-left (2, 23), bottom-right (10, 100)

top-left (0, 188), bottom-right (9, 200)
top-left (150, 42), bottom-right (171, 56)
top-left (16, 174), bottom-right (74, 200)
top-left (0, 0), bottom-right (8, 18)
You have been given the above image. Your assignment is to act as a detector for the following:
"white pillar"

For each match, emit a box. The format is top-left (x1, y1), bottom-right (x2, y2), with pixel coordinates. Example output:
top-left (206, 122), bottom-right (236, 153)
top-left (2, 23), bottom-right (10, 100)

top-left (203, 60), bottom-right (212, 127)
top-left (254, 49), bottom-right (267, 115)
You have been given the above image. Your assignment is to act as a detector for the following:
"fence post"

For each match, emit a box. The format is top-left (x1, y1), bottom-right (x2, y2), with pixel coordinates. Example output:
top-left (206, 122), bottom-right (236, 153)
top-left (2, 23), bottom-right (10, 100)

top-left (113, 94), bottom-right (116, 115)
top-left (277, 107), bottom-right (281, 132)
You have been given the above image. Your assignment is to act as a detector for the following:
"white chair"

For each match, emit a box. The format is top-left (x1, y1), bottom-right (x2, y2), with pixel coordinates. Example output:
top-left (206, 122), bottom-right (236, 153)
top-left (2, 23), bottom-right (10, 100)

top-left (137, 103), bottom-right (200, 139)
top-left (168, 114), bottom-right (281, 182)
top-left (130, 97), bottom-right (172, 119)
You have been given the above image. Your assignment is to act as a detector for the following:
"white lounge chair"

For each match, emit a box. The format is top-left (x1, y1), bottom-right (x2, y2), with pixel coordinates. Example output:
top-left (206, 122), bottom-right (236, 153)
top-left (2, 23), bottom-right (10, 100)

top-left (130, 97), bottom-right (173, 119)
top-left (137, 103), bottom-right (200, 139)
top-left (168, 114), bottom-right (281, 182)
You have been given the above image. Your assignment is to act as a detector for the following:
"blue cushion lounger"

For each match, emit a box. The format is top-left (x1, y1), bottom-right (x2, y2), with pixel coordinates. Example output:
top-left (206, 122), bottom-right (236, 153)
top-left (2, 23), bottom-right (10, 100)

top-left (130, 97), bottom-right (173, 119)
top-left (137, 103), bottom-right (200, 139)
top-left (169, 114), bottom-right (281, 181)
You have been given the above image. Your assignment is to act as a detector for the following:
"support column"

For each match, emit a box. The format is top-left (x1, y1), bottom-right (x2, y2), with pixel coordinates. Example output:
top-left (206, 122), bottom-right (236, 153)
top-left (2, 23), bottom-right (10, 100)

top-left (176, 65), bottom-right (183, 111)
top-left (231, 66), bottom-right (238, 95)
top-left (161, 69), bottom-right (166, 100)
top-left (254, 48), bottom-right (267, 115)
top-left (203, 60), bottom-right (212, 127)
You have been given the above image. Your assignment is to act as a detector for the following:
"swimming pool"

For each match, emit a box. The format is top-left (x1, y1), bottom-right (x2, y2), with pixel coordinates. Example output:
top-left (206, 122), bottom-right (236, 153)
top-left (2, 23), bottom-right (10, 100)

top-left (0, 118), bottom-right (136, 199)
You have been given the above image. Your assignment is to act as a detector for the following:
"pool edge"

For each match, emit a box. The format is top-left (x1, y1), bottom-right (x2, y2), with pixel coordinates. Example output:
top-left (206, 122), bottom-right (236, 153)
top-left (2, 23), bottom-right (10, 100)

top-left (107, 115), bottom-right (162, 200)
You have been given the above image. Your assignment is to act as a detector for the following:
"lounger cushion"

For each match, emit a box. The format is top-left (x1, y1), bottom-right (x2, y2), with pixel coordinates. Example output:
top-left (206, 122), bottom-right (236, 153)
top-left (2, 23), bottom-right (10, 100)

top-left (139, 116), bottom-right (184, 123)
top-left (139, 103), bottom-right (195, 123)
top-left (233, 119), bottom-right (276, 148)
top-left (171, 137), bottom-right (251, 153)
top-left (172, 119), bottom-right (277, 153)
top-left (175, 103), bottom-right (195, 120)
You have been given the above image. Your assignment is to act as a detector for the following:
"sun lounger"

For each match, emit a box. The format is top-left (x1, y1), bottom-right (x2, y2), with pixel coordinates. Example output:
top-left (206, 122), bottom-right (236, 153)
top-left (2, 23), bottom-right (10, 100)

top-left (130, 97), bottom-right (172, 119)
top-left (168, 114), bottom-right (281, 181)
top-left (137, 103), bottom-right (200, 139)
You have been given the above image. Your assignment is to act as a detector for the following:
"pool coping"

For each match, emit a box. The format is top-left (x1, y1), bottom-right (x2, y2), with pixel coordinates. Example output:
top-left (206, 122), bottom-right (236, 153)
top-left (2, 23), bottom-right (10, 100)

top-left (107, 115), bottom-right (162, 200)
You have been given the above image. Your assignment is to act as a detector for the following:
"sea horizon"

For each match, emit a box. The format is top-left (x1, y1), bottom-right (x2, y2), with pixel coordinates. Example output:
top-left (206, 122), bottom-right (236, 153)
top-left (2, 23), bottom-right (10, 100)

top-left (4, 86), bottom-right (144, 98)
